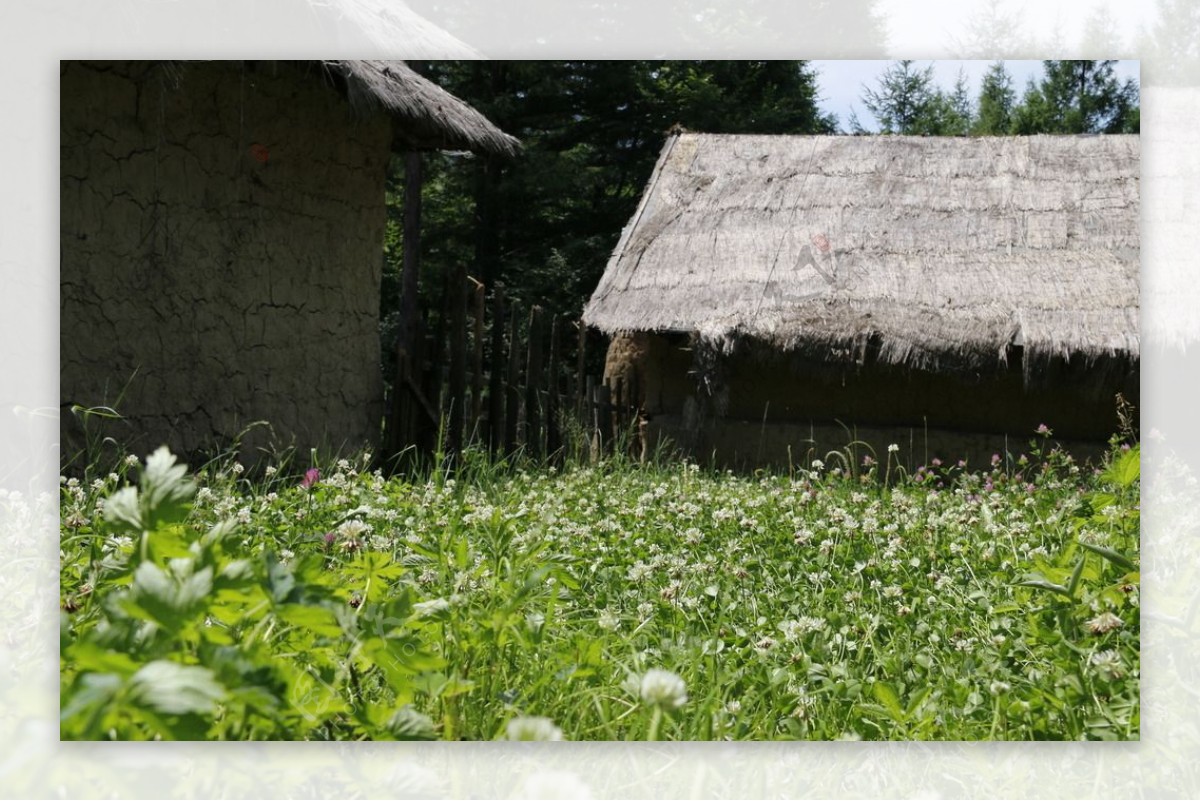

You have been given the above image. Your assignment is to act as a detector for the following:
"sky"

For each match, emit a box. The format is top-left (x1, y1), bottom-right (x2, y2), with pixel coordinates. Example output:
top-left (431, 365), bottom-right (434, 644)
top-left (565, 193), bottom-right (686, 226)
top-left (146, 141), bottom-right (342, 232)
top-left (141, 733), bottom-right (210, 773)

top-left (810, 60), bottom-right (1141, 132)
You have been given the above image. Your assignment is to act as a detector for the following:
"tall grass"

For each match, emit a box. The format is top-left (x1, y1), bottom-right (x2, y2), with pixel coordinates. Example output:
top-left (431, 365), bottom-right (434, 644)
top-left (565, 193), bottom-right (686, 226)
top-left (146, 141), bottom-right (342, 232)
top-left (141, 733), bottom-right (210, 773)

top-left (59, 425), bottom-right (1139, 741)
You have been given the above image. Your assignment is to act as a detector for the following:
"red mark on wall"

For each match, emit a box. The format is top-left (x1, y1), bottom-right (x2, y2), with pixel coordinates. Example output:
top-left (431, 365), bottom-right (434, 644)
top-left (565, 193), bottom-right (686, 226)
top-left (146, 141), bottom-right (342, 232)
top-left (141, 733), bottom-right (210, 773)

top-left (811, 232), bottom-right (831, 253)
top-left (249, 143), bottom-right (270, 164)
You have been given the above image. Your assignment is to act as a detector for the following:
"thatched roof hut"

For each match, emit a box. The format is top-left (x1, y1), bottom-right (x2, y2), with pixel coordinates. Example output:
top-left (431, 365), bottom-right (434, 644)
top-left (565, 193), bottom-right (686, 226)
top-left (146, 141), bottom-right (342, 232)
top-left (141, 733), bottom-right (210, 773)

top-left (329, 60), bottom-right (520, 156)
top-left (60, 60), bottom-right (516, 467)
top-left (584, 133), bottom-right (1139, 466)
top-left (586, 132), bottom-right (1138, 379)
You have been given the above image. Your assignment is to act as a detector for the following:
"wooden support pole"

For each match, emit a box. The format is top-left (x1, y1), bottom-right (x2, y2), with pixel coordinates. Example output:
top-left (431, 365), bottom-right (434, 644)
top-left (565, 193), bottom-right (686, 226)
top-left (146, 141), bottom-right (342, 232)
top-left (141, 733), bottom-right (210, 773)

top-left (525, 306), bottom-right (545, 459)
top-left (575, 322), bottom-right (587, 424)
top-left (447, 264), bottom-right (468, 457)
top-left (470, 277), bottom-right (486, 443)
top-left (398, 152), bottom-right (422, 356)
top-left (595, 382), bottom-right (611, 457)
top-left (546, 315), bottom-right (561, 460)
top-left (585, 375), bottom-right (597, 460)
top-left (489, 284), bottom-right (506, 454)
top-left (504, 303), bottom-right (521, 457)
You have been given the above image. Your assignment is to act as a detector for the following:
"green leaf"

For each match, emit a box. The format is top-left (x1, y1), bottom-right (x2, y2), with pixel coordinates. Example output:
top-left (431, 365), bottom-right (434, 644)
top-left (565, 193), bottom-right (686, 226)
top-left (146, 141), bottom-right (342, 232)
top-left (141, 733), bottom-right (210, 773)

top-left (152, 527), bottom-right (195, 561)
top-left (126, 561), bottom-right (212, 630)
top-left (104, 487), bottom-right (143, 532)
top-left (1080, 542), bottom-right (1136, 571)
top-left (361, 635), bottom-right (446, 699)
top-left (128, 660), bottom-right (224, 716)
top-left (140, 447), bottom-right (196, 526)
top-left (60, 672), bottom-right (123, 737)
top-left (1015, 575), bottom-right (1073, 598)
top-left (872, 681), bottom-right (904, 722)
top-left (64, 641), bottom-right (142, 677)
top-left (276, 603), bottom-right (344, 638)
top-left (1102, 446), bottom-right (1140, 489)
top-left (383, 705), bottom-right (436, 740)
top-left (1066, 555), bottom-right (1087, 599)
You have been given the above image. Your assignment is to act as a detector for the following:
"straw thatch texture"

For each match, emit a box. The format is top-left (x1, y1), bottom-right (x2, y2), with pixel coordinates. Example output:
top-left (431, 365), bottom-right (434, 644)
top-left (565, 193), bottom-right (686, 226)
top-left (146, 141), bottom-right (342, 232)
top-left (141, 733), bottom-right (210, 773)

top-left (329, 60), bottom-right (520, 156)
top-left (584, 133), bottom-right (1139, 381)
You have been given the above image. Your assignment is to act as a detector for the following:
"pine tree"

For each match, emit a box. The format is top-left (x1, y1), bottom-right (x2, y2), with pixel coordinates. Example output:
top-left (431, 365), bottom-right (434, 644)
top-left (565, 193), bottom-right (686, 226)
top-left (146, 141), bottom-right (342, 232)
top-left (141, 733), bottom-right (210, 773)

top-left (973, 61), bottom-right (1016, 134)
top-left (862, 61), bottom-right (972, 135)
top-left (1036, 60), bottom-right (1140, 133)
top-left (861, 60), bottom-right (937, 134)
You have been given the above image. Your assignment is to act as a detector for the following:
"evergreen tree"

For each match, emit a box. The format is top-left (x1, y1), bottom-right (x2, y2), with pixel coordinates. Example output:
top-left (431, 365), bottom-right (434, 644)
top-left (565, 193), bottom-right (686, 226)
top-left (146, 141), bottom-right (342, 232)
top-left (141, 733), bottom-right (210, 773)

top-left (946, 68), bottom-right (975, 134)
top-left (1032, 60), bottom-right (1140, 133)
top-left (1011, 78), bottom-right (1049, 134)
top-left (973, 61), bottom-right (1016, 134)
top-left (861, 60), bottom-right (936, 134)
top-left (861, 61), bottom-right (971, 135)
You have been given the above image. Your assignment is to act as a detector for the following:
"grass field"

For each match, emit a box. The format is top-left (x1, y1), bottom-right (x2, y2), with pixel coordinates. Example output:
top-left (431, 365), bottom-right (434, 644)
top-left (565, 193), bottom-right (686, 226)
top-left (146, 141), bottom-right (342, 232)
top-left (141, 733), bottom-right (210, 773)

top-left (59, 432), bottom-right (1140, 740)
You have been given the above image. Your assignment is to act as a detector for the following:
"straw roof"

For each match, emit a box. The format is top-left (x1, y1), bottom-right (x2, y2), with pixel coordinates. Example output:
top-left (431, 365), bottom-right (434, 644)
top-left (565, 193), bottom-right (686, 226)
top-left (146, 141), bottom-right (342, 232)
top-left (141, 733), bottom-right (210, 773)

top-left (584, 133), bottom-right (1139, 381)
top-left (327, 60), bottom-right (520, 157)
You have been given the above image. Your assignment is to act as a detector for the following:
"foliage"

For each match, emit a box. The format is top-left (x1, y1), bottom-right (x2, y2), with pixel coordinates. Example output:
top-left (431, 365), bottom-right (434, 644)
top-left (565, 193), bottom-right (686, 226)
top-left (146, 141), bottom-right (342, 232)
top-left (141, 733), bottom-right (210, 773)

top-left (861, 59), bottom-right (1139, 137)
top-left (379, 60), bottom-right (836, 381)
top-left (973, 61), bottom-right (1016, 135)
top-left (62, 436), bottom-right (1139, 740)
top-left (1013, 60), bottom-right (1140, 134)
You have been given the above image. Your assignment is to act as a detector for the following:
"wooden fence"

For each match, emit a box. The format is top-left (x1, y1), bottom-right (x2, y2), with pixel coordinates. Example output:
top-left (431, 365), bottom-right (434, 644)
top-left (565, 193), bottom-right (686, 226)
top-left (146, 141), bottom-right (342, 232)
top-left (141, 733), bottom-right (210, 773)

top-left (383, 274), bottom-right (644, 465)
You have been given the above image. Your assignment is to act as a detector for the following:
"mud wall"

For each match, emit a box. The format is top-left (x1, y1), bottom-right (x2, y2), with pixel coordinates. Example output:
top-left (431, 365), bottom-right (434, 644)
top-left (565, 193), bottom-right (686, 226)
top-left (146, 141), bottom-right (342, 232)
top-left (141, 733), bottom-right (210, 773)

top-left (61, 61), bottom-right (392, 464)
top-left (602, 332), bottom-right (692, 413)
top-left (606, 333), bottom-right (1135, 468)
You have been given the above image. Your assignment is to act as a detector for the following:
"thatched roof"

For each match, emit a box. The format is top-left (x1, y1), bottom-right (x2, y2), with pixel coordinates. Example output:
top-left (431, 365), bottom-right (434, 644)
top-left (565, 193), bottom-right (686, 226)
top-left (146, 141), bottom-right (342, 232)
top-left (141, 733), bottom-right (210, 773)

top-left (583, 133), bottom-right (1139, 381)
top-left (327, 60), bottom-right (520, 157)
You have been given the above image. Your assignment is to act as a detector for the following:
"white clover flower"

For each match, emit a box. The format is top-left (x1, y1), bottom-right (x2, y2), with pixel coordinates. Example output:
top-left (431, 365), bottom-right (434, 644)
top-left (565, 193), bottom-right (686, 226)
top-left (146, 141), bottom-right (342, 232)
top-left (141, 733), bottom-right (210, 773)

top-left (504, 716), bottom-right (565, 741)
top-left (989, 680), bottom-right (1011, 695)
top-left (887, 443), bottom-right (900, 453)
top-left (264, 465), bottom-right (277, 477)
top-left (1089, 649), bottom-right (1125, 680)
top-left (639, 669), bottom-right (688, 709)
top-left (231, 462), bottom-right (244, 475)
top-left (1086, 612), bottom-right (1124, 634)
top-left (124, 454), bottom-right (139, 467)
top-left (598, 608), bottom-right (621, 631)
top-left (336, 518), bottom-right (373, 539)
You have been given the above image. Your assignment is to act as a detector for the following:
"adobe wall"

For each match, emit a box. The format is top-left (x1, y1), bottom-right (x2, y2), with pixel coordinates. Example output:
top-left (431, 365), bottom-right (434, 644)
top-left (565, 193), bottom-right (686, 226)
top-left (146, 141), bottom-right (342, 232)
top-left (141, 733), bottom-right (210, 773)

top-left (603, 332), bottom-right (693, 413)
top-left (646, 415), bottom-right (1110, 472)
top-left (605, 334), bottom-right (1134, 469)
top-left (61, 61), bottom-right (392, 465)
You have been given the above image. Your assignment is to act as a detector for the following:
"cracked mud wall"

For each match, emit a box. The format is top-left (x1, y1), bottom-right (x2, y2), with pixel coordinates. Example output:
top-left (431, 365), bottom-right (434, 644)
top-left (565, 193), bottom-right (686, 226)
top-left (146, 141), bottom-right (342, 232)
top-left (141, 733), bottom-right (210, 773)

top-left (608, 333), bottom-right (1133, 468)
top-left (61, 61), bottom-right (392, 464)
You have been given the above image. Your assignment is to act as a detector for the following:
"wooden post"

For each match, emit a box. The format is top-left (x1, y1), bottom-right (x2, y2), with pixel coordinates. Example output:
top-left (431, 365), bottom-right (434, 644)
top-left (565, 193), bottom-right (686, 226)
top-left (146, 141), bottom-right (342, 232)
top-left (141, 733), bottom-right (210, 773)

top-left (489, 285), bottom-right (506, 454)
top-left (398, 152), bottom-right (422, 355)
top-left (594, 382), bottom-right (611, 457)
top-left (584, 375), bottom-right (597, 460)
top-left (447, 263), bottom-right (468, 457)
top-left (470, 278), bottom-right (486, 442)
top-left (385, 344), bottom-right (408, 459)
top-left (613, 376), bottom-right (626, 446)
top-left (575, 322), bottom-right (588, 425)
top-left (504, 304), bottom-right (521, 456)
top-left (546, 315), bottom-right (561, 460)
top-left (413, 314), bottom-right (437, 459)
top-left (525, 306), bottom-right (545, 459)
top-left (628, 369), bottom-right (641, 459)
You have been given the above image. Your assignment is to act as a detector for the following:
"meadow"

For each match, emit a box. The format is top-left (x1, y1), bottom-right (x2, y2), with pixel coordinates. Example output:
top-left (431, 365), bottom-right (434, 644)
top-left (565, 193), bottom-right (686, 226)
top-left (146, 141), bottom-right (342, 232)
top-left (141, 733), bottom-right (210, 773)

top-left (59, 431), bottom-right (1140, 741)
